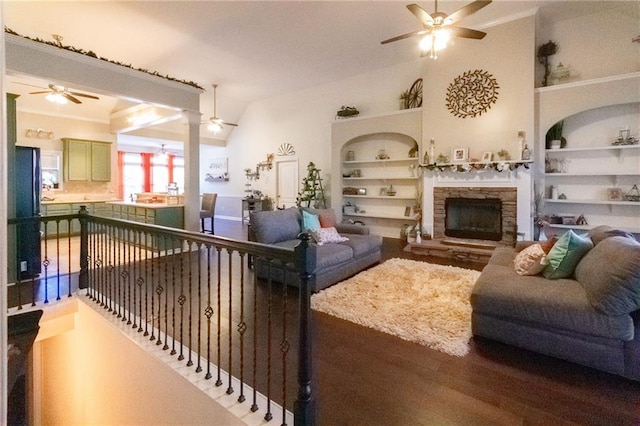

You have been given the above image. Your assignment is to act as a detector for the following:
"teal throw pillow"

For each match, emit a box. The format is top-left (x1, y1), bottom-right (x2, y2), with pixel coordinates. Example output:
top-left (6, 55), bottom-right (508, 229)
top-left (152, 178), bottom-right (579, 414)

top-left (542, 230), bottom-right (593, 279)
top-left (302, 210), bottom-right (321, 232)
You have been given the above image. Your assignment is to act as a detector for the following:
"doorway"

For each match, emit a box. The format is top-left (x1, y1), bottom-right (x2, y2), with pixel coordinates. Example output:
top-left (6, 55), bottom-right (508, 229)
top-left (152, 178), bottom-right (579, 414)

top-left (275, 158), bottom-right (299, 209)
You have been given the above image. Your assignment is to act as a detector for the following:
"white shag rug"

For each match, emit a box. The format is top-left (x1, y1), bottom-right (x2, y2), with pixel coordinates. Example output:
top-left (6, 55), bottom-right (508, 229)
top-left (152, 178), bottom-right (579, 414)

top-left (311, 258), bottom-right (481, 357)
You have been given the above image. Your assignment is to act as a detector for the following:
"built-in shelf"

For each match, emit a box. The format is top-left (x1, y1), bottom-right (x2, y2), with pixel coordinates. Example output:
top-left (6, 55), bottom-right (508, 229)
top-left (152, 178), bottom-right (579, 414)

top-left (545, 172), bottom-right (638, 177)
top-left (343, 158), bottom-right (419, 165)
top-left (343, 195), bottom-right (414, 200)
top-left (342, 176), bottom-right (419, 181)
top-left (545, 145), bottom-right (639, 153)
top-left (547, 223), bottom-right (640, 234)
top-left (534, 71), bottom-right (640, 94)
top-left (545, 198), bottom-right (640, 206)
top-left (344, 212), bottom-right (420, 221)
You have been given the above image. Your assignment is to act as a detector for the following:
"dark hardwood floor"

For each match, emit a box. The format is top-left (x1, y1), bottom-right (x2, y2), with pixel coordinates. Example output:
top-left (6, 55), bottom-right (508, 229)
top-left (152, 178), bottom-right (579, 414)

top-left (214, 217), bottom-right (640, 426)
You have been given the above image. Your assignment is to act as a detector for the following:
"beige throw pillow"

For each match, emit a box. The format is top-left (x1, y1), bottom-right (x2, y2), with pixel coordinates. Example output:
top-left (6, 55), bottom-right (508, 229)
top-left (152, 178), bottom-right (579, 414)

top-left (514, 243), bottom-right (547, 276)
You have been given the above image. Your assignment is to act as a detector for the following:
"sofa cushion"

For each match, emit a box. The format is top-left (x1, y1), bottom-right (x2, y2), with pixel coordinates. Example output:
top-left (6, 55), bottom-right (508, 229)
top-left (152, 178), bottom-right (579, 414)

top-left (514, 243), bottom-right (547, 276)
top-left (302, 210), bottom-right (321, 232)
top-left (311, 227), bottom-right (349, 245)
top-left (587, 225), bottom-right (635, 246)
top-left (314, 243), bottom-right (354, 271)
top-left (542, 230), bottom-right (593, 279)
top-left (472, 263), bottom-right (634, 340)
top-left (251, 208), bottom-right (301, 244)
top-left (301, 207), bottom-right (338, 228)
top-left (575, 236), bottom-right (640, 315)
top-left (337, 233), bottom-right (383, 257)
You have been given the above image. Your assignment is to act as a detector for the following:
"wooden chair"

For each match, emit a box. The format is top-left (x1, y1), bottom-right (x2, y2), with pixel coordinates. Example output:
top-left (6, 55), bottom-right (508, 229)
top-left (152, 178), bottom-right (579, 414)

top-left (200, 193), bottom-right (217, 234)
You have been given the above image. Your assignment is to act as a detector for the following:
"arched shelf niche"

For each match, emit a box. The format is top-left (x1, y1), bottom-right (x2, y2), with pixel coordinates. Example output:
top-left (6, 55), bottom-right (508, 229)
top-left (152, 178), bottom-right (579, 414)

top-left (330, 108), bottom-right (422, 238)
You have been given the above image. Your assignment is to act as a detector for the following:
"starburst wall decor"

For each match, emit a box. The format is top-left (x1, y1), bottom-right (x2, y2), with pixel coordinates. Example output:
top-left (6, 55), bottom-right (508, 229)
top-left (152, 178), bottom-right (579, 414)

top-left (446, 69), bottom-right (499, 118)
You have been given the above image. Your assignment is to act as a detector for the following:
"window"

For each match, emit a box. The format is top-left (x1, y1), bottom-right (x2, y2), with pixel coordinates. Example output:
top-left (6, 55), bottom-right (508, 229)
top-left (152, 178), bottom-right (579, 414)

top-left (122, 153), bottom-right (144, 201)
top-left (119, 151), bottom-right (184, 200)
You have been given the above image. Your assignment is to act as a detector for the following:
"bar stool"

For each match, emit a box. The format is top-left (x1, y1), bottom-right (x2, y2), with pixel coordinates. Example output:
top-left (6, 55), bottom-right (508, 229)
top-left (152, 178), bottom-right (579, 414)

top-left (200, 193), bottom-right (217, 234)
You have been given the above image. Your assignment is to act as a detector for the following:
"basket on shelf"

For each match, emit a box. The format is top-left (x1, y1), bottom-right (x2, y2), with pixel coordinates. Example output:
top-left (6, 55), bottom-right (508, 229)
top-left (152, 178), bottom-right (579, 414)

top-left (625, 184), bottom-right (640, 202)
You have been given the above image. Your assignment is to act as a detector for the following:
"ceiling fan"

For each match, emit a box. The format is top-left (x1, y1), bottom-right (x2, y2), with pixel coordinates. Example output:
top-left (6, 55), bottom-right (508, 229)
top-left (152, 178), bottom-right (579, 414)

top-left (24, 83), bottom-right (100, 104)
top-left (203, 84), bottom-right (237, 133)
top-left (381, 0), bottom-right (492, 59)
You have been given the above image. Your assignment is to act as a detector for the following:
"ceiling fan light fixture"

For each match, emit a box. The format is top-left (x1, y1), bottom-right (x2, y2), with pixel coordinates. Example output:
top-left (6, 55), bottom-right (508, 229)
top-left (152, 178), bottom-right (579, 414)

top-left (420, 28), bottom-right (450, 58)
top-left (45, 92), bottom-right (68, 104)
top-left (207, 121), bottom-right (223, 133)
top-left (157, 144), bottom-right (169, 159)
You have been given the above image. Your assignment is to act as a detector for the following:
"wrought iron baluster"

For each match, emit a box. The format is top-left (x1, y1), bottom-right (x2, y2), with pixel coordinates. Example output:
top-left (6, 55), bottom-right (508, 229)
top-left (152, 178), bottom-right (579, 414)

top-left (215, 246), bottom-right (223, 386)
top-left (237, 251), bottom-right (247, 403)
top-left (177, 242), bottom-right (186, 361)
top-left (251, 259), bottom-right (259, 413)
top-left (204, 244), bottom-right (213, 379)
top-left (67, 222), bottom-right (72, 298)
top-left (196, 242), bottom-right (203, 373)
top-left (55, 220), bottom-right (61, 301)
top-left (186, 241), bottom-right (194, 367)
top-left (143, 232), bottom-right (150, 337)
top-left (281, 267), bottom-right (290, 426)
top-left (227, 249), bottom-right (234, 395)
top-left (170, 237), bottom-right (179, 356)
top-left (162, 235), bottom-right (170, 350)
top-left (265, 261), bottom-right (274, 422)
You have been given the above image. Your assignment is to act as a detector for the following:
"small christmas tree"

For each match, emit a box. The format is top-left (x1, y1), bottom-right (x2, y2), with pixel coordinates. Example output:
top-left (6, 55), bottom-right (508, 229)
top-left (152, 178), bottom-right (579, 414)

top-left (296, 162), bottom-right (326, 208)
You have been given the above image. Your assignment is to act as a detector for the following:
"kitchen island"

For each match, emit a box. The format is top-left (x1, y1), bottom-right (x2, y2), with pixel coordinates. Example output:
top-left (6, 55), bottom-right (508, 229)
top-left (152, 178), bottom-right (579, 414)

top-left (105, 201), bottom-right (185, 252)
top-left (105, 201), bottom-right (185, 229)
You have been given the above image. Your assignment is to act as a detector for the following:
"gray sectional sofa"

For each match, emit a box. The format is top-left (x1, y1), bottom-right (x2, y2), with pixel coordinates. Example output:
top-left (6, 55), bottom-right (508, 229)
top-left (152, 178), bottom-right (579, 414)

top-left (249, 207), bottom-right (383, 292)
top-left (471, 226), bottom-right (640, 381)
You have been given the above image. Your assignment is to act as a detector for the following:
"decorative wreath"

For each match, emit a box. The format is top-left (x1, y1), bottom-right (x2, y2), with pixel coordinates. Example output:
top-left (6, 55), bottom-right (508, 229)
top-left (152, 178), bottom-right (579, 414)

top-left (446, 70), bottom-right (499, 118)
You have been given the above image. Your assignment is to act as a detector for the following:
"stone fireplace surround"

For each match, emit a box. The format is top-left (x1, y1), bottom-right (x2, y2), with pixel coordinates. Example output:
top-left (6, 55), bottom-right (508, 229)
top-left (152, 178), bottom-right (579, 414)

top-left (433, 187), bottom-right (517, 247)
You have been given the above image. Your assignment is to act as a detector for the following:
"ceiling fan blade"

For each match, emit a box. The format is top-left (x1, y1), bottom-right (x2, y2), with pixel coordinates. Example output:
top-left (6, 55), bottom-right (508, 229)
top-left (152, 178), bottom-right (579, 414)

top-left (222, 121), bottom-right (238, 127)
top-left (69, 91), bottom-right (100, 100)
top-left (15, 82), bottom-right (48, 89)
top-left (28, 90), bottom-right (52, 95)
top-left (450, 26), bottom-right (487, 39)
top-left (381, 29), bottom-right (427, 45)
top-left (447, 0), bottom-right (492, 24)
top-left (62, 93), bottom-right (82, 104)
top-left (406, 3), bottom-right (434, 26)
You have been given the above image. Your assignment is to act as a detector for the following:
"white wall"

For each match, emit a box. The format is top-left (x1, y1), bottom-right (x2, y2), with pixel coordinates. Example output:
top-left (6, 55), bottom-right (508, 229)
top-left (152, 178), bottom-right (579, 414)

top-left (536, 4), bottom-right (640, 87)
top-left (220, 58), bottom-right (424, 206)
top-left (421, 15), bottom-right (536, 162)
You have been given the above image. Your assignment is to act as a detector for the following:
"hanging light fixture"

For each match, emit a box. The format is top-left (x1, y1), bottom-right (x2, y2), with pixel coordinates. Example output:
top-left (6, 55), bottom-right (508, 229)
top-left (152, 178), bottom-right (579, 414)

top-left (157, 144), bottom-right (169, 159)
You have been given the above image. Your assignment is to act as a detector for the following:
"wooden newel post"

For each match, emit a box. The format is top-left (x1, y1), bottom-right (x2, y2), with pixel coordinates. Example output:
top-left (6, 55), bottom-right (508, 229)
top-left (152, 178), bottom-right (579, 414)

top-left (294, 232), bottom-right (316, 425)
top-left (78, 205), bottom-right (89, 290)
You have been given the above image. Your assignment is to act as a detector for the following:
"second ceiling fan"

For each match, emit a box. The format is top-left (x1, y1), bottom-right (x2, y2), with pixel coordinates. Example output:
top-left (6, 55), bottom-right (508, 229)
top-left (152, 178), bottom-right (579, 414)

top-left (27, 83), bottom-right (100, 104)
top-left (382, 0), bottom-right (492, 59)
top-left (203, 84), bottom-right (237, 133)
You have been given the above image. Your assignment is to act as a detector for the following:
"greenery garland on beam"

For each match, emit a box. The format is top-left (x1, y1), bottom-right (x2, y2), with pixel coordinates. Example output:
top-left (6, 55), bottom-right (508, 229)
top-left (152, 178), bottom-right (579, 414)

top-left (419, 161), bottom-right (532, 173)
top-left (5, 27), bottom-right (204, 90)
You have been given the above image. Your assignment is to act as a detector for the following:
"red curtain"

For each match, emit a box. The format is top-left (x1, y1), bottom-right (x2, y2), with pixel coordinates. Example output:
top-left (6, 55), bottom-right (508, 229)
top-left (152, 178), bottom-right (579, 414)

top-left (168, 154), bottom-right (174, 183)
top-left (141, 153), bottom-right (153, 192)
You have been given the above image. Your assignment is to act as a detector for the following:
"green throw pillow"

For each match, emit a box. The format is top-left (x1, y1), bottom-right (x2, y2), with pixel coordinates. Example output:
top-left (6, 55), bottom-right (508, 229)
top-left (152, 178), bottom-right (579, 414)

top-left (302, 210), bottom-right (321, 232)
top-left (542, 230), bottom-right (593, 279)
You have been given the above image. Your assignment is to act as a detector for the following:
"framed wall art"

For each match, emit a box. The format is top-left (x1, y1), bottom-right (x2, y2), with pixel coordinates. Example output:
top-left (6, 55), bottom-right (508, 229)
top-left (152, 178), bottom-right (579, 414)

top-left (482, 151), bottom-right (493, 162)
top-left (452, 147), bottom-right (468, 162)
top-left (204, 157), bottom-right (229, 182)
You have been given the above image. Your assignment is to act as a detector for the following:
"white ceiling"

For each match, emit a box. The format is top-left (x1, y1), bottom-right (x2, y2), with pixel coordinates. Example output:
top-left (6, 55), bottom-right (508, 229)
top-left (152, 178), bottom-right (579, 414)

top-left (4, 1), bottom-right (635, 141)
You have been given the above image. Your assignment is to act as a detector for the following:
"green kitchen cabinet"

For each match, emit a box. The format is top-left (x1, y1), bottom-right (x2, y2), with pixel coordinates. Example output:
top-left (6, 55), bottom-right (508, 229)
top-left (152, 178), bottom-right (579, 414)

top-left (63, 138), bottom-right (111, 182)
top-left (91, 142), bottom-right (111, 181)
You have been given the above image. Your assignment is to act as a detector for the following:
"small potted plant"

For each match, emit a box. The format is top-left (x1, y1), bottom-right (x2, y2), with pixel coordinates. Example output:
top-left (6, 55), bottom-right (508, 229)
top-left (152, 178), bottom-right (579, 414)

top-left (497, 149), bottom-right (511, 161)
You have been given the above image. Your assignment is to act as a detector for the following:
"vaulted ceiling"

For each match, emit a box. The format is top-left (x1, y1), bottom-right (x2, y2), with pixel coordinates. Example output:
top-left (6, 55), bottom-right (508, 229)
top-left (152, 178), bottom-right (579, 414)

top-left (4, 1), bottom-right (635, 140)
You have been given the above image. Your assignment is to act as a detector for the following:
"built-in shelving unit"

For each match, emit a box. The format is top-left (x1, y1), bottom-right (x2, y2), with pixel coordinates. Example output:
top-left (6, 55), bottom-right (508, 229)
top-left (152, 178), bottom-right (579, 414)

top-left (331, 108), bottom-right (422, 238)
top-left (537, 73), bottom-right (640, 234)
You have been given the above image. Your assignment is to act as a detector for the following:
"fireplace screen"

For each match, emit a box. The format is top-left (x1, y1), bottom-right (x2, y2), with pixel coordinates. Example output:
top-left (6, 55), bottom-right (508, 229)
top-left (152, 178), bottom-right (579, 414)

top-left (445, 197), bottom-right (502, 241)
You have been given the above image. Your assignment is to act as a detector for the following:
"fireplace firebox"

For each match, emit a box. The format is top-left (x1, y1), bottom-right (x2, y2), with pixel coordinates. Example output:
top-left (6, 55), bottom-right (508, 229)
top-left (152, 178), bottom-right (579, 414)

top-left (445, 197), bottom-right (502, 241)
